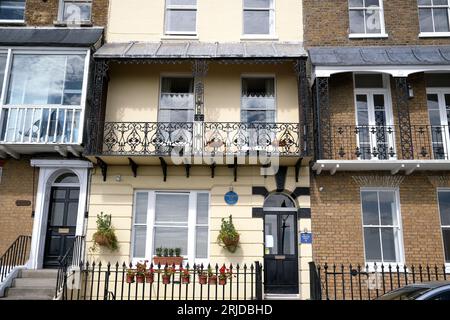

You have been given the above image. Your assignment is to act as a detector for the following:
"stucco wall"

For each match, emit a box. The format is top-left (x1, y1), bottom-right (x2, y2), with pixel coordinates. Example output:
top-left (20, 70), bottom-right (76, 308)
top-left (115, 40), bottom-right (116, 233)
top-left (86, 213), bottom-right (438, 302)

top-left (104, 62), bottom-right (300, 123)
top-left (106, 0), bottom-right (303, 42)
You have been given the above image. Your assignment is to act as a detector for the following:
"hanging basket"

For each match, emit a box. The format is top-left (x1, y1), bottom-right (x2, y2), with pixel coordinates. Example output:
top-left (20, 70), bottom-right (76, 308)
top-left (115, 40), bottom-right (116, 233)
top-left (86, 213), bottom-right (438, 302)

top-left (220, 235), bottom-right (240, 253)
top-left (93, 232), bottom-right (111, 247)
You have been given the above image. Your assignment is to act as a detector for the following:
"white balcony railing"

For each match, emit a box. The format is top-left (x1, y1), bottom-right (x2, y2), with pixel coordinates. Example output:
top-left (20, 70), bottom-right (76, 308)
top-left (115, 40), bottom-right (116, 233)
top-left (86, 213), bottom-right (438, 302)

top-left (0, 106), bottom-right (82, 144)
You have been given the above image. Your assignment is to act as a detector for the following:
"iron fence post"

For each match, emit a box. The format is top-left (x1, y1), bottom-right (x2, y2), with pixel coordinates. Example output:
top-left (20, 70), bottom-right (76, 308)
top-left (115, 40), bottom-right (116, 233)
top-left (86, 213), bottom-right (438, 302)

top-left (309, 262), bottom-right (322, 300)
top-left (255, 261), bottom-right (263, 300)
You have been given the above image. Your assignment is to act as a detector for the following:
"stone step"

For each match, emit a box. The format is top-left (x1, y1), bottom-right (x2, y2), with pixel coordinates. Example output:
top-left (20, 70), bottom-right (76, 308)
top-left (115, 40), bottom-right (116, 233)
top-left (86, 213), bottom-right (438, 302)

top-left (0, 295), bottom-right (54, 300)
top-left (13, 278), bottom-right (57, 288)
top-left (20, 269), bottom-right (58, 279)
top-left (6, 287), bottom-right (55, 298)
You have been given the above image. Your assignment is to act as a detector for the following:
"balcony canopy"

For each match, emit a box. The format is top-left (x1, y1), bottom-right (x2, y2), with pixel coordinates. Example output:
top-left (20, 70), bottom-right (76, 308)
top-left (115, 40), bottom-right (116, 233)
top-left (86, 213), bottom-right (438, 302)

top-left (94, 41), bottom-right (307, 60)
top-left (310, 45), bottom-right (450, 77)
top-left (0, 27), bottom-right (104, 48)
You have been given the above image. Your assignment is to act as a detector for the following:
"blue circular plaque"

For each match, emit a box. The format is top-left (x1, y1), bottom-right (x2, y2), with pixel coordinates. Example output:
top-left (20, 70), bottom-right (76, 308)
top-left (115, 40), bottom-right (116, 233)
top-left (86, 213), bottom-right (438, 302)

top-left (224, 191), bottom-right (239, 205)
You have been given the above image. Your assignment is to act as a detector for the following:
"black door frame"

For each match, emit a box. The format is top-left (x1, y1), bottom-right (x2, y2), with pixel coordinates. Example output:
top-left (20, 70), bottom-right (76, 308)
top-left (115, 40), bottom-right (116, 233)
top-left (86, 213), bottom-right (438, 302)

top-left (43, 186), bottom-right (79, 268)
top-left (263, 209), bottom-right (299, 294)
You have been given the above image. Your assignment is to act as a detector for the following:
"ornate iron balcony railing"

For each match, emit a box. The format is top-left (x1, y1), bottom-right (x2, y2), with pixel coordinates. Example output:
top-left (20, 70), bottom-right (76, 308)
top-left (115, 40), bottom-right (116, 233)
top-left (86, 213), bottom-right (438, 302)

top-left (320, 125), bottom-right (450, 161)
top-left (100, 122), bottom-right (302, 157)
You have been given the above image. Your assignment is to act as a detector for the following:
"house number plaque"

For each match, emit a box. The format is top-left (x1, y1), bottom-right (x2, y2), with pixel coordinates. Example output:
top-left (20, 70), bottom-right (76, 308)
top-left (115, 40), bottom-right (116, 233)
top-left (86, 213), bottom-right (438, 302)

top-left (58, 228), bottom-right (70, 234)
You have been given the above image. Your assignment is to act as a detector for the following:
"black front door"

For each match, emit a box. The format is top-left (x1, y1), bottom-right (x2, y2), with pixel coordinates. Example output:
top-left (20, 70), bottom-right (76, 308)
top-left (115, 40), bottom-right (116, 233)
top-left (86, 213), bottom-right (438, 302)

top-left (263, 212), bottom-right (299, 294)
top-left (43, 187), bottom-right (79, 268)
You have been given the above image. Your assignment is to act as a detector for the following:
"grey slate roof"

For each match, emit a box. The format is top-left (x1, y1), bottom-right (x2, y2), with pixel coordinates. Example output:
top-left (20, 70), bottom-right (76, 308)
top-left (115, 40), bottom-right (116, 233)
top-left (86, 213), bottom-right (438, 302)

top-left (0, 27), bottom-right (104, 47)
top-left (309, 46), bottom-right (450, 66)
top-left (94, 41), bottom-right (307, 59)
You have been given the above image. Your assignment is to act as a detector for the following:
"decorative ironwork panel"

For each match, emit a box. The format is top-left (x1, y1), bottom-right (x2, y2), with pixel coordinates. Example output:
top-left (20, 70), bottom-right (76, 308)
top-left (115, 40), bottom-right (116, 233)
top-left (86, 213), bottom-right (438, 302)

top-left (394, 77), bottom-right (413, 160)
top-left (192, 60), bottom-right (209, 116)
top-left (315, 77), bottom-right (331, 159)
top-left (295, 59), bottom-right (313, 157)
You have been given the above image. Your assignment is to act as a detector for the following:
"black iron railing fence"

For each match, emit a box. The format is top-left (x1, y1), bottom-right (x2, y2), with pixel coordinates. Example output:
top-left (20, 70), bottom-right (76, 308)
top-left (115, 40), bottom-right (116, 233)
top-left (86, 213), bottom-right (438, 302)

top-left (0, 235), bottom-right (31, 283)
top-left (60, 261), bottom-right (263, 301)
top-left (99, 122), bottom-right (303, 157)
top-left (321, 125), bottom-right (450, 160)
top-left (310, 262), bottom-right (450, 300)
top-left (55, 236), bottom-right (85, 298)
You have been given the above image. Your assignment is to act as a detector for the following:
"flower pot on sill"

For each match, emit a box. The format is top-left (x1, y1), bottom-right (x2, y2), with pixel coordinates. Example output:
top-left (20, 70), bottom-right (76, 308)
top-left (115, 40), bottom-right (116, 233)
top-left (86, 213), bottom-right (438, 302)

top-left (162, 275), bottom-right (171, 285)
top-left (145, 273), bottom-right (154, 284)
top-left (126, 274), bottom-right (135, 284)
top-left (153, 256), bottom-right (184, 266)
top-left (181, 277), bottom-right (190, 284)
top-left (208, 276), bottom-right (217, 285)
top-left (136, 274), bottom-right (145, 284)
top-left (219, 278), bottom-right (227, 286)
top-left (198, 275), bottom-right (207, 285)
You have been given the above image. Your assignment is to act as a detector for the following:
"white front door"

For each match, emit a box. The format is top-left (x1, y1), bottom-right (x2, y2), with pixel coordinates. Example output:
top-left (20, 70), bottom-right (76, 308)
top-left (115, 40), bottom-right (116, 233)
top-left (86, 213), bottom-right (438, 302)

top-left (426, 89), bottom-right (450, 160)
top-left (354, 90), bottom-right (395, 160)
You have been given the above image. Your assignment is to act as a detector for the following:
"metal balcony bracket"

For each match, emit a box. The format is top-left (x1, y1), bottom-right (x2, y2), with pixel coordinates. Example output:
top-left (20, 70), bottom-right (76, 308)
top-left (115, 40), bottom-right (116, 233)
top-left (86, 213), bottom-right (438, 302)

top-left (0, 146), bottom-right (19, 160)
top-left (227, 157), bottom-right (238, 182)
top-left (295, 158), bottom-right (303, 182)
top-left (55, 146), bottom-right (68, 158)
top-left (210, 162), bottom-right (216, 178)
top-left (95, 157), bottom-right (108, 182)
top-left (159, 157), bottom-right (168, 182)
top-left (128, 158), bottom-right (138, 178)
top-left (261, 163), bottom-right (271, 179)
top-left (185, 164), bottom-right (191, 178)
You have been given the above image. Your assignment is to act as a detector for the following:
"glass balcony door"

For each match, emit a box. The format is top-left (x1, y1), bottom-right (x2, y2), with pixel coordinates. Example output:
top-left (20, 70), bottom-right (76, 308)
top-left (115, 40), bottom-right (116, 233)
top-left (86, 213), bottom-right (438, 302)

top-left (427, 89), bottom-right (450, 160)
top-left (355, 91), bottom-right (395, 160)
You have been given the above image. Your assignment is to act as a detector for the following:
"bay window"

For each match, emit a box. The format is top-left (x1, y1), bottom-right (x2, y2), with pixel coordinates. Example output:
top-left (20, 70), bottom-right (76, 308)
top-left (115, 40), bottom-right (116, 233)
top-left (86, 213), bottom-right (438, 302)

top-left (0, 0), bottom-right (26, 22)
top-left (132, 191), bottom-right (210, 264)
top-left (418, 0), bottom-right (450, 35)
top-left (361, 189), bottom-right (403, 265)
top-left (0, 50), bottom-right (89, 144)
top-left (165, 0), bottom-right (197, 35)
top-left (348, 0), bottom-right (387, 37)
top-left (243, 0), bottom-right (275, 36)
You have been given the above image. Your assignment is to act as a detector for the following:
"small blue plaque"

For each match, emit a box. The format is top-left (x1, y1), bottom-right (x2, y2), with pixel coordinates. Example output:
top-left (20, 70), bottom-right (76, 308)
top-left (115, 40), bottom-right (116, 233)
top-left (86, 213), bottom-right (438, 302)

top-left (300, 232), bottom-right (312, 244)
top-left (224, 191), bottom-right (239, 205)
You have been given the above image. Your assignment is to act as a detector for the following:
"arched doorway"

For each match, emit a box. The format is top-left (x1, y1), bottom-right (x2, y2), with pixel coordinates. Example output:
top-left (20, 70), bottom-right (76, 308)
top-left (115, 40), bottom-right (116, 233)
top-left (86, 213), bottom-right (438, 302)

top-left (263, 192), bottom-right (299, 294)
top-left (42, 172), bottom-right (80, 268)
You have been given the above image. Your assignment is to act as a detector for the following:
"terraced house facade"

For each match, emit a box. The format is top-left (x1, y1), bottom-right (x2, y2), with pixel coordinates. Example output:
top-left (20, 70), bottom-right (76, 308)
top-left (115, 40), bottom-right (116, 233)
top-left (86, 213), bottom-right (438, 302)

top-left (304, 0), bottom-right (450, 298)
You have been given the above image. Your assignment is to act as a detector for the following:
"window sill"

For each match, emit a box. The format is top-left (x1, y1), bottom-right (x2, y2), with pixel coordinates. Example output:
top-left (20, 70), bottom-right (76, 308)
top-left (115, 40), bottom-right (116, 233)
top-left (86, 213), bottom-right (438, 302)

top-left (161, 35), bottom-right (199, 40)
top-left (53, 21), bottom-right (93, 27)
top-left (419, 32), bottom-right (450, 38)
top-left (349, 33), bottom-right (389, 39)
top-left (241, 35), bottom-right (279, 41)
top-left (0, 20), bottom-right (25, 26)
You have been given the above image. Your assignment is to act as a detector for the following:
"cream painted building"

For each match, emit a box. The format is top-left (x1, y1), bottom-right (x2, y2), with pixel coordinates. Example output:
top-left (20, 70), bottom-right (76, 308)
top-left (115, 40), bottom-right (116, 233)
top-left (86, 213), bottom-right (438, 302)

top-left (83, 0), bottom-right (312, 300)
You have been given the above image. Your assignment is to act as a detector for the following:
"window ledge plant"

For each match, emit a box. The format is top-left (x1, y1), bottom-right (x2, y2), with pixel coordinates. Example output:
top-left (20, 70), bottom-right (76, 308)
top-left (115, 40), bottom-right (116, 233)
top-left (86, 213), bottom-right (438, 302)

top-left (153, 247), bottom-right (184, 266)
top-left (217, 215), bottom-right (240, 253)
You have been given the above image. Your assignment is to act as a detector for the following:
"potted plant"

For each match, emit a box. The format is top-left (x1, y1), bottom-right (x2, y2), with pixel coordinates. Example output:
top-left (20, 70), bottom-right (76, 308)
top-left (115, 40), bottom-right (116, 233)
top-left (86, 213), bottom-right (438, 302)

top-left (161, 267), bottom-right (175, 285)
top-left (92, 212), bottom-right (119, 251)
top-left (145, 267), bottom-right (155, 284)
top-left (135, 261), bottom-right (146, 283)
top-left (126, 269), bottom-right (135, 284)
top-left (207, 266), bottom-right (217, 285)
top-left (180, 267), bottom-right (191, 284)
top-left (218, 265), bottom-right (232, 286)
top-left (153, 247), bottom-right (184, 266)
top-left (198, 269), bottom-right (208, 285)
top-left (217, 215), bottom-right (240, 253)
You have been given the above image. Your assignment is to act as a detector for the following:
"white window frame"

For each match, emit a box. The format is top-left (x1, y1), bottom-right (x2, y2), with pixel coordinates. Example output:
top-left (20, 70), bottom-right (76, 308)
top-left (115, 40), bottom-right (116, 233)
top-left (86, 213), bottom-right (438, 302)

top-left (57, 0), bottom-right (93, 24)
top-left (131, 190), bottom-right (210, 266)
top-left (164, 0), bottom-right (198, 36)
top-left (0, 0), bottom-right (26, 24)
top-left (242, 0), bottom-right (276, 38)
top-left (353, 73), bottom-right (396, 160)
top-left (418, 0), bottom-right (450, 37)
top-left (436, 189), bottom-right (450, 267)
top-left (360, 188), bottom-right (405, 269)
top-left (426, 88), bottom-right (450, 159)
top-left (0, 47), bottom-right (90, 145)
top-left (348, 0), bottom-right (388, 38)
top-left (240, 74), bottom-right (277, 123)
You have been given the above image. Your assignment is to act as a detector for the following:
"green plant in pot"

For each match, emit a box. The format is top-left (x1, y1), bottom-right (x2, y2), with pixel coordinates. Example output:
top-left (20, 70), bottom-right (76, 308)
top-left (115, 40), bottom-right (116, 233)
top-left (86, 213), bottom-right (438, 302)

top-left (217, 215), bottom-right (240, 253)
top-left (92, 212), bottom-right (119, 251)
